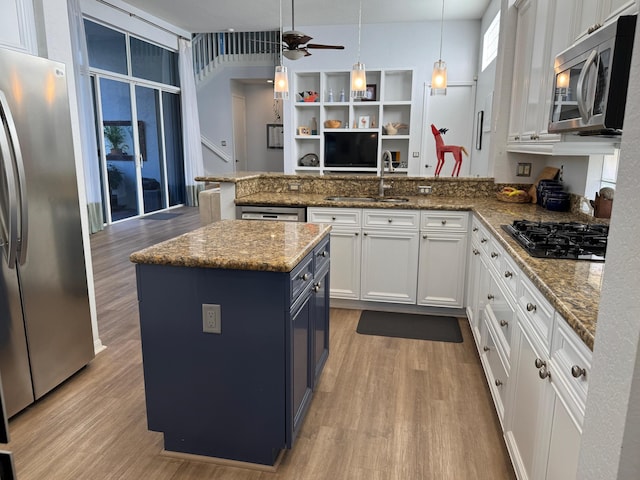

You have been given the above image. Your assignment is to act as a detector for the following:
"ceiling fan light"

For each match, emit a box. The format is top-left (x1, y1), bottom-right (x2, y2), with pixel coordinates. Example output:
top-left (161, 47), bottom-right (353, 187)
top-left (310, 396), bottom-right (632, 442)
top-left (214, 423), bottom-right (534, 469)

top-left (350, 62), bottom-right (367, 98)
top-left (274, 65), bottom-right (289, 100)
top-left (431, 60), bottom-right (447, 96)
top-left (283, 49), bottom-right (306, 60)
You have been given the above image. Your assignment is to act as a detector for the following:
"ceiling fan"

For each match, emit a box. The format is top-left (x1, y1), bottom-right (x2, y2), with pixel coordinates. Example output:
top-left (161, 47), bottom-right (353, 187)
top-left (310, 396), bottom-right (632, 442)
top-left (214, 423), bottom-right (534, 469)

top-left (281, 0), bottom-right (345, 60)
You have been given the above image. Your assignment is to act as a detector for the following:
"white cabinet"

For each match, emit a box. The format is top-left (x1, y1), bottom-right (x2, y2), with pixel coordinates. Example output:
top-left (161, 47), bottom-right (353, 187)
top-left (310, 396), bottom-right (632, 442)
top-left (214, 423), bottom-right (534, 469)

top-left (572, 0), bottom-right (637, 41)
top-left (0, 0), bottom-right (36, 53)
top-left (307, 208), bottom-right (361, 299)
top-left (507, 0), bottom-right (581, 151)
top-left (467, 214), bottom-right (592, 480)
top-left (417, 211), bottom-right (468, 308)
top-left (361, 209), bottom-right (419, 304)
top-left (290, 69), bottom-right (414, 174)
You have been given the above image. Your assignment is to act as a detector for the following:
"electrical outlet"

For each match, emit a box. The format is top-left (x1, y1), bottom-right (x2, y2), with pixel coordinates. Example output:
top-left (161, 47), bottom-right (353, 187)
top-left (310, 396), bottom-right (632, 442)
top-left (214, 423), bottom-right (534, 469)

top-left (418, 185), bottom-right (432, 194)
top-left (412, 152), bottom-right (420, 158)
top-left (289, 183), bottom-right (300, 191)
top-left (202, 304), bottom-right (221, 334)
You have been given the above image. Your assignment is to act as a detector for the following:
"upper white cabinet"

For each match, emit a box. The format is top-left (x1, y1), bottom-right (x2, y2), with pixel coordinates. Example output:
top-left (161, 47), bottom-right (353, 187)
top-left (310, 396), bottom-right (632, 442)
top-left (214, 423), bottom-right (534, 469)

top-left (508, 0), bottom-right (576, 149)
top-left (572, 0), bottom-right (638, 41)
top-left (0, 0), bottom-right (37, 53)
top-left (290, 69), bottom-right (415, 174)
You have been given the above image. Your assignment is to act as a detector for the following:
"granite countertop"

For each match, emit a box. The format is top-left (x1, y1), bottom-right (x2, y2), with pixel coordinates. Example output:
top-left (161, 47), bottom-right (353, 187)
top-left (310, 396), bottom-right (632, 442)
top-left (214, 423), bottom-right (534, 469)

top-left (234, 192), bottom-right (603, 349)
top-left (130, 219), bottom-right (331, 273)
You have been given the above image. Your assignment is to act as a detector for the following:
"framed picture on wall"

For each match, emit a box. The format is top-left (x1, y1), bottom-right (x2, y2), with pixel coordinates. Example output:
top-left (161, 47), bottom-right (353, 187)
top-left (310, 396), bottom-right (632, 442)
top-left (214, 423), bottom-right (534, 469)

top-left (267, 124), bottom-right (284, 148)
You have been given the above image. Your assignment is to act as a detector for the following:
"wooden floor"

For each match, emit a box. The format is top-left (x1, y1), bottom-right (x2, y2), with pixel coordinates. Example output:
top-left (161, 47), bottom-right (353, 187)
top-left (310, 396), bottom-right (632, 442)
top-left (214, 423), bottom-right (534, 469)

top-left (5, 207), bottom-right (515, 479)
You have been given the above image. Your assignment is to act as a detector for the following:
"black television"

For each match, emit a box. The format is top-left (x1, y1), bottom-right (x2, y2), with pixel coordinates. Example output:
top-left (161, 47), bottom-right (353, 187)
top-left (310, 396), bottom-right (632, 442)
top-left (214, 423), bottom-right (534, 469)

top-left (324, 131), bottom-right (378, 168)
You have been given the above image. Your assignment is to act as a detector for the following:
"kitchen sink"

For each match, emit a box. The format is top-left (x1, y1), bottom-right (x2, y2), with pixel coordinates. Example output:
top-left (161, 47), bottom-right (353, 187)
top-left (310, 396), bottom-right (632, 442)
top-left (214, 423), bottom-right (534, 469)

top-left (324, 196), bottom-right (409, 203)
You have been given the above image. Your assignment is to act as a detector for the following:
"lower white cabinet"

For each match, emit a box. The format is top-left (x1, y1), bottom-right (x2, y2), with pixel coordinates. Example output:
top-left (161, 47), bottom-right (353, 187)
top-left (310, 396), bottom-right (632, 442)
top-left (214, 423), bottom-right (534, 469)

top-left (361, 209), bottom-right (419, 304)
top-left (325, 228), bottom-right (361, 299)
top-left (467, 214), bottom-right (592, 480)
top-left (417, 231), bottom-right (467, 307)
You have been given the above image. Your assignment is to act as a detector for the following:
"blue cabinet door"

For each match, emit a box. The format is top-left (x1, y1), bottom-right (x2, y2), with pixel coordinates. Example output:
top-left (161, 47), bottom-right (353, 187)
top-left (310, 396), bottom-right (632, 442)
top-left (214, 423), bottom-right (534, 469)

top-left (312, 266), bottom-right (330, 387)
top-left (289, 290), bottom-right (313, 446)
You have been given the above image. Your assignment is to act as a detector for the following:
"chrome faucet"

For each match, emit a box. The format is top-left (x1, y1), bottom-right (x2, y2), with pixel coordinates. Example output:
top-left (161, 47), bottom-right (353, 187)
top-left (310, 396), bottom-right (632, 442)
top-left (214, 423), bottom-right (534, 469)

top-left (379, 150), bottom-right (395, 197)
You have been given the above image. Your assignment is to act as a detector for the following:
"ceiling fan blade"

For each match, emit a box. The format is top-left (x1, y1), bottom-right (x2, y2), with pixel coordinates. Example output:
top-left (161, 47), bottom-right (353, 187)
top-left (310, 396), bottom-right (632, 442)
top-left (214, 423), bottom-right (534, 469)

top-left (306, 44), bottom-right (345, 50)
top-left (282, 31), bottom-right (313, 48)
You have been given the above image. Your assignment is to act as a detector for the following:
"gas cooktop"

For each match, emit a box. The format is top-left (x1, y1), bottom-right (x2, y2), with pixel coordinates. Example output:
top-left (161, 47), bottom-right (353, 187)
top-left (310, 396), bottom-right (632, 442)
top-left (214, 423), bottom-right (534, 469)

top-left (501, 220), bottom-right (609, 261)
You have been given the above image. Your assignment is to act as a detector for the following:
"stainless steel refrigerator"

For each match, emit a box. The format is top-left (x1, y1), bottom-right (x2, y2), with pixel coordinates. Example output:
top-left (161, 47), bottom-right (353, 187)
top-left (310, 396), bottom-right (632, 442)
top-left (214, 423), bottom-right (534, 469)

top-left (0, 47), bottom-right (95, 418)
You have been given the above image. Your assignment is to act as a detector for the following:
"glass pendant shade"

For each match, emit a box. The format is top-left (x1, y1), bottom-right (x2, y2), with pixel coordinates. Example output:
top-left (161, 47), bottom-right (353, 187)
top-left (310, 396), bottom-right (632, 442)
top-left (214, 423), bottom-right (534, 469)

top-left (431, 60), bottom-right (447, 96)
top-left (274, 65), bottom-right (289, 100)
top-left (350, 62), bottom-right (367, 99)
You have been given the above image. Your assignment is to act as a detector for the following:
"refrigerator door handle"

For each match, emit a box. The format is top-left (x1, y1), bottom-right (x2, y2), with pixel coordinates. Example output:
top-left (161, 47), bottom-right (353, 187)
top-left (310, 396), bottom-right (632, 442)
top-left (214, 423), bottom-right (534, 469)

top-left (0, 90), bottom-right (28, 266)
top-left (0, 91), bottom-right (19, 267)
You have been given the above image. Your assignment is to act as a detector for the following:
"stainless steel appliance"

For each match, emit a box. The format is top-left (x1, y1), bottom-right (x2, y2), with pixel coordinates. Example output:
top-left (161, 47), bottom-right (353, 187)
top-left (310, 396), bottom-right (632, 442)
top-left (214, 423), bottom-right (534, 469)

top-left (502, 220), bottom-right (608, 261)
top-left (237, 205), bottom-right (306, 222)
top-left (0, 47), bottom-right (95, 417)
top-left (548, 15), bottom-right (636, 134)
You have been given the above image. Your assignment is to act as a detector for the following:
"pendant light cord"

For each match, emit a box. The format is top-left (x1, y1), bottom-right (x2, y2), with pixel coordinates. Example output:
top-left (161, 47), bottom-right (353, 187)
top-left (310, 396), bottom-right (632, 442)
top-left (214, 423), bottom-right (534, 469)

top-left (357, 0), bottom-right (362, 63)
top-left (438, 0), bottom-right (444, 61)
top-left (279, 0), bottom-right (283, 64)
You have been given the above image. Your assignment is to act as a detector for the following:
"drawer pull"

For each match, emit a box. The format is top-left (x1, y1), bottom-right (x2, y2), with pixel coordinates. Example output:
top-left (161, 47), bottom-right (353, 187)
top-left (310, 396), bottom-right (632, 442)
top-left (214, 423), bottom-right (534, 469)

top-left (472, 248), bottom-right (480, 255)
top-left (491, 252), bottom-right (499, 258)
top-left (332, 216), bottom-right (336, 221)
top-left (300, 273), bottom-right (311, 281)
top-left (487, 294), bottom-right (494, 300)
top-left (499, 319), bottom-right (509, 327)
top-left (571, 365), bottom-right (587, 378)
top-left (481, 238), bottom-right (488, 243)
top-left (355, 232), bottom-right (359, 236)
top-left (534, 358), bottom-right (546, 369)
top-left (313, 282), bottom-right (322, 292)
top-left (319, 250), bottom-right (329, 257)
top-left (538, 366), bottom-right (551, 380)
top-left (388, 218), bottom-right (393, 223)
top-left (423, 234), bottom-right (428, 239)
top-left (473, 227), bottom-right (479, 232)
top-left (483, 346), bottom-right (490, 352)
top-left (504, 271), bottom-right (513, 278)
top-left (495, 379), bottom-right (503, 387)
top-left (441, 219), bottom-right (447, 225)
top-left (526, 302), bottom-right (537, 312)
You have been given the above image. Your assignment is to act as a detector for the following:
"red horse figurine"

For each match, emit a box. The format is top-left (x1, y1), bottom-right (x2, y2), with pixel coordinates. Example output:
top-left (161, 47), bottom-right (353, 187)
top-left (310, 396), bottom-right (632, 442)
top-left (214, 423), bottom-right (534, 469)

top-left (431, 124), bottom-right (468, 177)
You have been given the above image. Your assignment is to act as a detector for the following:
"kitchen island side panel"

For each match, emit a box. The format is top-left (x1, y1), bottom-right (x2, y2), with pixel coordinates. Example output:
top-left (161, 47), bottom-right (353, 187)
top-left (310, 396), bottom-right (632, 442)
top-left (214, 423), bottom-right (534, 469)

top-left (135, 263), bottom-right (288, 465)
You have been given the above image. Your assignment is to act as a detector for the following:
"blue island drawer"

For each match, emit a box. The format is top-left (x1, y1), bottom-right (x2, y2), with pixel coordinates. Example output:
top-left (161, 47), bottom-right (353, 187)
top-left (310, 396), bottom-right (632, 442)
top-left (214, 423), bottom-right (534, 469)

top-left (314, 237), bottom-right (330, 272)
top-left (290, 254), bottom-right (314, 301)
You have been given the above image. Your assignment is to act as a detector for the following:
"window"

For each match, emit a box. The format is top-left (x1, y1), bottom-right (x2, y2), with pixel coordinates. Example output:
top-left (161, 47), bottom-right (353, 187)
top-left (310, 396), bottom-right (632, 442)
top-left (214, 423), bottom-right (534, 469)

top-left (482, 12), bottom-right (500, 72)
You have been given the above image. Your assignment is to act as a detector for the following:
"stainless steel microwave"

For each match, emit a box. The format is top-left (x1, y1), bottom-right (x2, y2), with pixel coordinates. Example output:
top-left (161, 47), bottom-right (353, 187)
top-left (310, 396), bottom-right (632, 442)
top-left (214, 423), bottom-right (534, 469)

top-left (548, 15), bottom-right (636, 135)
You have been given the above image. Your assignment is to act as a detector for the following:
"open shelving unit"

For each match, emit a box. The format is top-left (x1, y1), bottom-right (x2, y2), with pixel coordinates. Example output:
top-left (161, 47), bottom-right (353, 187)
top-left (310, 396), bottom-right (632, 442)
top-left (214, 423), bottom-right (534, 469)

top-left (289, 69), bottom-right (415, 175)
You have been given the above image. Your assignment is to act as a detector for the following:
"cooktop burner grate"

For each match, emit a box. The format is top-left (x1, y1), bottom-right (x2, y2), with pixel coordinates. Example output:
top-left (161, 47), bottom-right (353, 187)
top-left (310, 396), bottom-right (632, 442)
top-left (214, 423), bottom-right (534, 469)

top-left (501, 220), bottom-right (609, 261)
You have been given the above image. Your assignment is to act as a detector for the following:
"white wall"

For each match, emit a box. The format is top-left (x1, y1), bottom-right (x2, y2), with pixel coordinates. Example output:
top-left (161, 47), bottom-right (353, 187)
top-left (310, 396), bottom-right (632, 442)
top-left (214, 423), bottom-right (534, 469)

top-left (197, 65), bottom-right (275, 173)
top-left (578, 20), bottom-right (640, 480)
top-left (243, 83), bottom-right (284, 172)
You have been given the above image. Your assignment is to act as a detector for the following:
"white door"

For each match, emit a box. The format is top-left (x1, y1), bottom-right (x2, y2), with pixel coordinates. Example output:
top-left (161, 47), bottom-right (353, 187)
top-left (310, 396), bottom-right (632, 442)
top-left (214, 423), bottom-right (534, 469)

top-left (422, 84), bottom-right (475, 177)
top-left (232, 94), bottom-right (247, 171)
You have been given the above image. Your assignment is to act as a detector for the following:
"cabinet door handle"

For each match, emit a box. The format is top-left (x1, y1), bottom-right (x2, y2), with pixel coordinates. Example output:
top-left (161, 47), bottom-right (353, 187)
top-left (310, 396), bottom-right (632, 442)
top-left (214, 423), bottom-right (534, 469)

top-left (481, 238), bottom-right (488, 243)
top-left (300, 273), bottom-right (311, 281)
top-left (388, 218), bottom-right (393, 223)
top-left (538, 366), bottom-right (551, 380)
top-left (423, 234), bottom-right (428, 239)
top-left (504, 271), bottom-right (513, 278)
top-left (441, 219), bottom-right (447, 225)
top-left (487, 294), bottom-right (494, 300)
top-left (534, 358), bottom-right (546, 369)
top-left (313, 282), bottom-right (321, 292)
top-left (514, 135), bottom-right (520, 141)
top-left (491, 252), bottom-right (499, 258)
top-left (526, 302), bottom-right (537, 312)
top-left (571, 365), bottom-right (586, 378)
top-left (495, 379), bottom-right (503, 387)
top-left (473, 227), bottom-right (479, 232)
top-left (499, 320), bottom-right (508, 327)
top-left (483, 346), bottom-right (490, 352)
top-left (319, 250), bottom-right (328, 257)
top-left (332, 216), bottom-right (336, 221)
top-left (472, 248), bottom-right (480, 255)
top-left (355, 232), bottom-right (359, 236)
top-left (363, 232), bottom-right (368, 236)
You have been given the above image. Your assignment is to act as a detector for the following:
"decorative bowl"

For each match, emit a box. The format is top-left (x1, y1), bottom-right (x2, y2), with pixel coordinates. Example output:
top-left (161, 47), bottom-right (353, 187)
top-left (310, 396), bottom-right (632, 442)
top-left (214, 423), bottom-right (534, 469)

top-left (324, 120), bottom-right (342, 129)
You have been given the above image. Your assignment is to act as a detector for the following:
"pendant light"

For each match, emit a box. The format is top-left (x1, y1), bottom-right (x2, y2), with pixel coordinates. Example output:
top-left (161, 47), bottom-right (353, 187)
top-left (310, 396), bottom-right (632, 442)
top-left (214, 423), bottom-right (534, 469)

top-left (431, 0), bottom-right (447, 96)
top-left (350, 0), bottom-right (366, 99)
top-left (274, 0), bottom-right (289, 99)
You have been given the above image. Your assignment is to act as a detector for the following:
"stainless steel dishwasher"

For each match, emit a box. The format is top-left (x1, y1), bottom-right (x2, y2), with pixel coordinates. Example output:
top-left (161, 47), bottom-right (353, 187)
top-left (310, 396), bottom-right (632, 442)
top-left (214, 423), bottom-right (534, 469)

top-left (236, 205), bottom-right (307, 222)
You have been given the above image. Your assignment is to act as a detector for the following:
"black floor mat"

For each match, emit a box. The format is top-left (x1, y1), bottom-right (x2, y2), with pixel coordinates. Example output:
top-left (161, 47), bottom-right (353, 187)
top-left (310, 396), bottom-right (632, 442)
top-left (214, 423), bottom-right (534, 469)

top-left (356, 311), bottom-right (463, 343)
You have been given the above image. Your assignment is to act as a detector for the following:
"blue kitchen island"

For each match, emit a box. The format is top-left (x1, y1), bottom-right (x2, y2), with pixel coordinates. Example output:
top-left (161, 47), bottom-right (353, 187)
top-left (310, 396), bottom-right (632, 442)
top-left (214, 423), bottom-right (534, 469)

top-left (130, 220), bottom-right (331, 467)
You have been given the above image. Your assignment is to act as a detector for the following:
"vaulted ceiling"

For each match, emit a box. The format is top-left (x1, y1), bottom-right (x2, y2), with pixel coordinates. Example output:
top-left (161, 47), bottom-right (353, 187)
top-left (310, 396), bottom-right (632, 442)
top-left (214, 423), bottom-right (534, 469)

top-left (120, 0), bottom-right (491, 33)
